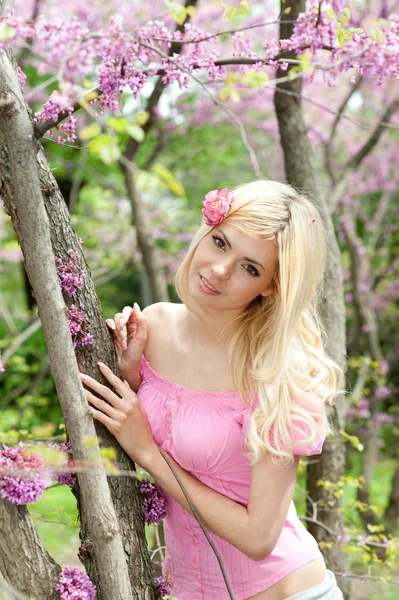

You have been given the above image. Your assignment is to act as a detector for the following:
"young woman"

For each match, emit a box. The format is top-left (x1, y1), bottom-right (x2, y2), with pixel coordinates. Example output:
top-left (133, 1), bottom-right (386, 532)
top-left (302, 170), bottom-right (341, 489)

top-left (80, 180), bottom-right (345, 600)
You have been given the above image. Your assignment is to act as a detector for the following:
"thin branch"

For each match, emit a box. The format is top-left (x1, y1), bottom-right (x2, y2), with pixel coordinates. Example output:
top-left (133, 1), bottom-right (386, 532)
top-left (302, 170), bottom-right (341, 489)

top-left (137, 39), bottom-right (263, 177)
top-left (324, 75), bottom-right (363, 185)
top-left (299, 515), bottom-right (339, 536)
top-left (334, 572), bottom-right (399, 587)
top-left (1, 316), bottom-right (42, 367)
top-left (344, 97), bottom-right (399, 172)
top-left (158, 447), bottom-right (235, 600)
top-left (148, 13), bottom-right (324, 45)
top-left (0, 289), bottom-right (17, 333)
top-left (328, 97), bottom-right (399, 213)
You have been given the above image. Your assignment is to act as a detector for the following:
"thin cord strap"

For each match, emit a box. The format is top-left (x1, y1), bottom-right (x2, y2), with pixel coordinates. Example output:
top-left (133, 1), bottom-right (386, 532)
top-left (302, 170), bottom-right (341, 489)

top-left (158, 447), bottom-right (235, 600)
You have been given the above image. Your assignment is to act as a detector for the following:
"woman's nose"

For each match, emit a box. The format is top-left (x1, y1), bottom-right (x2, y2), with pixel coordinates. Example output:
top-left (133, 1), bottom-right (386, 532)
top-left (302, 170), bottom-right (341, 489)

top-left (211, 262), bottom-right (231, 281)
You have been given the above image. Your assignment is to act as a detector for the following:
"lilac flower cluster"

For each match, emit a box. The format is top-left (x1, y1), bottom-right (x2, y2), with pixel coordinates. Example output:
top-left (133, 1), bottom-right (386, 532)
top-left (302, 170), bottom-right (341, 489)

top-left (55, 566), bottom-right (96, 600)
top-left (35, 90), bottom-right (77, 144)
top-left (0, 4), bottom-right (398, 146)
top-left (55, 249), bottom-right (87, 296)
top-left (51, 441), bottom-right (77, 488)
top-left (139, 478), bottom-right (166, 524)
top-left (68, 304), bottom-right (94, 349)
top-left (0, 443), bottom-right (47, 505)
top-left (153, 574), bottom-right (172, 599)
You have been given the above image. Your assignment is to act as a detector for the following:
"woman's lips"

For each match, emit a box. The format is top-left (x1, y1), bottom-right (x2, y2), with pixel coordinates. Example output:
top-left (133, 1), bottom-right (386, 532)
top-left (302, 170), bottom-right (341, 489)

top-left (198, 274), bottom-right (220, 295)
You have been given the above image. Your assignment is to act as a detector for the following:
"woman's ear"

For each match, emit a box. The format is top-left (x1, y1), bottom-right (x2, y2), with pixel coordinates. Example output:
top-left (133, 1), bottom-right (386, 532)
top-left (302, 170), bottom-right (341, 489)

top-left (260, 286), bottom-right (276, 298)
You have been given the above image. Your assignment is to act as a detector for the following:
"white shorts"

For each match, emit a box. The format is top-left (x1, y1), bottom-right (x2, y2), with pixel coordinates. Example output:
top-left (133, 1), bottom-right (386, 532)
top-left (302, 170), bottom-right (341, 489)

top-left (284, 570), bottom-right (344, 600)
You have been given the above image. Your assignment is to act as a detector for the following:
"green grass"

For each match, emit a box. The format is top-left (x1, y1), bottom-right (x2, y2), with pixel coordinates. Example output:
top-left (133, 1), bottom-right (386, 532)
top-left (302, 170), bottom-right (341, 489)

top-left (28, 484), bottom-right (81, 566)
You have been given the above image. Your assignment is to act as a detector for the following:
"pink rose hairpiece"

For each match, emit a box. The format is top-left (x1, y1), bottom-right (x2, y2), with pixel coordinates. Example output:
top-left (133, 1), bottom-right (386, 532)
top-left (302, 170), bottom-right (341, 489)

top-left (202, 188), bottom-right (235, 227)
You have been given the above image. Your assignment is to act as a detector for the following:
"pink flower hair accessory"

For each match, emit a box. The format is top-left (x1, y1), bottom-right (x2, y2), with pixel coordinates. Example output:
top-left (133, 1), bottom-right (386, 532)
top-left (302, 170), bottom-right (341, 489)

top-left (202, 188), bottom-right (234, 226)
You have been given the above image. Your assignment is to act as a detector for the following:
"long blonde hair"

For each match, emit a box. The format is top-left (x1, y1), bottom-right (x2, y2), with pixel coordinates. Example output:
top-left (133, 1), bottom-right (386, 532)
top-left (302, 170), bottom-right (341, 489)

top-left (174, 180), bottom-right (345, 467)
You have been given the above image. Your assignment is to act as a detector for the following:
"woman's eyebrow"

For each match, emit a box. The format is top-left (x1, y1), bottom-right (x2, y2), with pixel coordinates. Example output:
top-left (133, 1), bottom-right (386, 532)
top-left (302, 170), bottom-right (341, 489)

top-left (215, 229), bottom-right (265, 271)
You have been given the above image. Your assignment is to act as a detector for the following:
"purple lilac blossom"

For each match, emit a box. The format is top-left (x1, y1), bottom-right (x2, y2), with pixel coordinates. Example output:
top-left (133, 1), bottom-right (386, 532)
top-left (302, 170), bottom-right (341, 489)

top-left (55, 249), bottom-right (86, 296)
top-left (55, 566), bottom-right (96, 600)
top-left (67, 304), bottom-right (94, 349)
top-left (139, 478), bottom-right (166, 524)
top-left (51, 442), bottom-right (77, 488)
top-left (153, 575), bottom-right (172, 599)
top-left (375, 385), bottom-right (391, 401)
top-left (0, 443), bottom-right (47, 505)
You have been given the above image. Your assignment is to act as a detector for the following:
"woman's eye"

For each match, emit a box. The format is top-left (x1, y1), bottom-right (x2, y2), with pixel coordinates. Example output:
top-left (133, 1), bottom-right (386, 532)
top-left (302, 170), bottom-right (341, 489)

top-left (244, 264), bottom-right (259, 277)
top-left (212, 235), bottom-right (225, 249)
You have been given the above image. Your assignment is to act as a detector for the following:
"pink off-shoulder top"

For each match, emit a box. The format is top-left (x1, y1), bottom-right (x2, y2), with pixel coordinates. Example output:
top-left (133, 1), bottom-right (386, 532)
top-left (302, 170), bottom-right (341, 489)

top-left (137, 354), bottom-right (325, 600)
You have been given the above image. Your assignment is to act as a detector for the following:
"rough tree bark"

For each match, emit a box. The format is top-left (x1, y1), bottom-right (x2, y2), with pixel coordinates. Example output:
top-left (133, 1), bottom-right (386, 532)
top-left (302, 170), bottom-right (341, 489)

top-left (0, 46), bottom-right (155, 600)
top-left (274, 1), bottom-right (350, 597)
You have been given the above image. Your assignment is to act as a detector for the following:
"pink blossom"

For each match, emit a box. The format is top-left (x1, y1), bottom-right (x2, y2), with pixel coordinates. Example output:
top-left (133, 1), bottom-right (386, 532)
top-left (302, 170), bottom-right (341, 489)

top-left (67, 304), bottom-right (94, 349)
top-left (0, 443), bottom-right (47, 505)
top-left (202, 188), bottom-right (234, 227)
top-left (55, 566), bottom-right (96, 600)
top-left (375, 386), bottom-right (391, 401)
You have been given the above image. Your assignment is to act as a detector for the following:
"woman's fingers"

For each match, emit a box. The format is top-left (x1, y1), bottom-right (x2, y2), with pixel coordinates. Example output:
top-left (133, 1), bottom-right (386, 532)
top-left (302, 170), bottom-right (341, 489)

top-left (84, 388), bottom-right (121, 420)
top-left (79, 367), bottom-right (127, 411)
top-left (105, 318), bottom-right (116, 330)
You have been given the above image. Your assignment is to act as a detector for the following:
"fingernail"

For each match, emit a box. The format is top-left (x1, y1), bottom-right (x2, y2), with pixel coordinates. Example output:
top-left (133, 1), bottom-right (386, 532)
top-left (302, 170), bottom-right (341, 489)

top-left (79, 373), bottom-right (87, 380)
top-left (98, 361), bottom-right (105, 368)
top-left (120, 319), bottom-right (125, 326)
top-left (134, 302), bottom-right (141, 311)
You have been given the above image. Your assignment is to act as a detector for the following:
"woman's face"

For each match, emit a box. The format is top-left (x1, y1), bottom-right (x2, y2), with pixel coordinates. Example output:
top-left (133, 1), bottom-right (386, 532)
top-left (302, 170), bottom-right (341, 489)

top-left (188, 223), bottom-right (279, 311)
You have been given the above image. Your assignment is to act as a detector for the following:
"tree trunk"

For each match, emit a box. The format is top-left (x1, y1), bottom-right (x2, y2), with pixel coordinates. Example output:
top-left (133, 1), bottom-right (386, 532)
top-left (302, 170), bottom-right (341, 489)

top-left (120, 159), bottom-right (169, 303)
top-left (0, 500), bottom-right (60, 600)
top-left (274, 1), bottom-right (350, 597)
top-left (0, 49), bottom-right (155, 600)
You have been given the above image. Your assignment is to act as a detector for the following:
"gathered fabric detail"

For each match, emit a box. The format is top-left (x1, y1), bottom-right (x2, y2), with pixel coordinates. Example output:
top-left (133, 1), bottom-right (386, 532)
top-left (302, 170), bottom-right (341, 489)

top-left (136, 353), bottom-right (325, 600)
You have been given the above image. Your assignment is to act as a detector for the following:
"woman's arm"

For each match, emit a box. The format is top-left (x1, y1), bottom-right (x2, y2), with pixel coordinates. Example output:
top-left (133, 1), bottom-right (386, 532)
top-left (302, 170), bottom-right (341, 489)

top-left (142, 446), bottom-right (299, 561)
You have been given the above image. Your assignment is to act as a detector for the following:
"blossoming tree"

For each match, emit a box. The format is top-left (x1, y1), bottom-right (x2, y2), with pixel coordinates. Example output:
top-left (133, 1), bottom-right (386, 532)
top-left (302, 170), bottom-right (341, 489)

top-left (0, 0), bottom-right (398, 598)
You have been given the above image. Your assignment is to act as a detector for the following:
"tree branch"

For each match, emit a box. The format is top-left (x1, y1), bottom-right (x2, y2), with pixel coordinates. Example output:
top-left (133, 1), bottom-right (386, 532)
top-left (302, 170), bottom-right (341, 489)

top-left (328, 97), bottom-right (399, 213)
top-left (324, 75), bottom-right (363, 185)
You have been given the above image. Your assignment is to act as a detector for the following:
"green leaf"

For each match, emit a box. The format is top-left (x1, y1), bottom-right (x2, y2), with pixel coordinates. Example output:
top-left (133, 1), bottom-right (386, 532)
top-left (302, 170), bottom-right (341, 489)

top-left (152, 163), bottom-right (185, 198)
top-left (80, 123), bottom-right (101, 141)
top-left (163, 0), bottom-right (188, 25)
top-left (0, 23), bottom-right (16, 42)
top-left (241, 71), bottom-right (269, 87)
top-left (126, 123), bottom-right (145, 142)
top-left (107, 116), bottom-right (129, 133)
top-left (88, 134), bottom-right (121, 164)
top-left (343, 7), bottom-right (351, 20)
top-left (136, 111), bottom-right (150, 126)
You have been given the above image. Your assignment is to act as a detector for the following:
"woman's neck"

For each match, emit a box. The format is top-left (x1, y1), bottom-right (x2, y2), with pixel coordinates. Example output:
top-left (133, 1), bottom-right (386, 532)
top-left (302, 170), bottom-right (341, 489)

top-left (177, 304), bottom-right (241, 349)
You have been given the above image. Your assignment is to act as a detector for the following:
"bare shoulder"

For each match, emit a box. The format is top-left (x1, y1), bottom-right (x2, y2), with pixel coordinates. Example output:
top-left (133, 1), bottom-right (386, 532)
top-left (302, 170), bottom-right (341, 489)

top-left (142, 301), bottom-right (180, 323)
top-left (142, 302), bottom-right (181, 337)
top-left (141, 302), bottom-right (181, 357)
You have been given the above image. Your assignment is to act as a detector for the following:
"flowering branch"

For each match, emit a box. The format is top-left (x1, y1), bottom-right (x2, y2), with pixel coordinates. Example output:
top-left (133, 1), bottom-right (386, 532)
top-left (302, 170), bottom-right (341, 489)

top-left (329, 97), bottom-right (399, 213)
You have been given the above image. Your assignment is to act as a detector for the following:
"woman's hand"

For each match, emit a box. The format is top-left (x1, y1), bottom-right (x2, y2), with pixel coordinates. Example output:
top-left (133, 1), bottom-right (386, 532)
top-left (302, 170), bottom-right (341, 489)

top-left (105, 303), bottom-right (147, 374)
top-left (79, 361), bottom-right (157, 468)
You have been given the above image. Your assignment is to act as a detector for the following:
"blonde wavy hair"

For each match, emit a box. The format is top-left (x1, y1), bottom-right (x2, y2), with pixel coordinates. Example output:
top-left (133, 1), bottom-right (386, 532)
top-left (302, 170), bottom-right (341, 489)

top-left (174, 180), bottom-right (345, 467)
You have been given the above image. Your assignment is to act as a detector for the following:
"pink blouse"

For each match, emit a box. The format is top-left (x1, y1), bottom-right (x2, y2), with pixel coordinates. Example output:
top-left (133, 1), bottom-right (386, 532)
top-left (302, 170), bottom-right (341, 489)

top-left (137, 354), bottom-right (325, 600)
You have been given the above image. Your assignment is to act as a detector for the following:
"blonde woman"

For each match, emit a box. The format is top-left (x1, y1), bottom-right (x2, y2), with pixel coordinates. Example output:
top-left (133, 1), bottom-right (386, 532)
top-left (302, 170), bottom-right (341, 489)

top-left (80, 180), bottom-right (345, 600)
